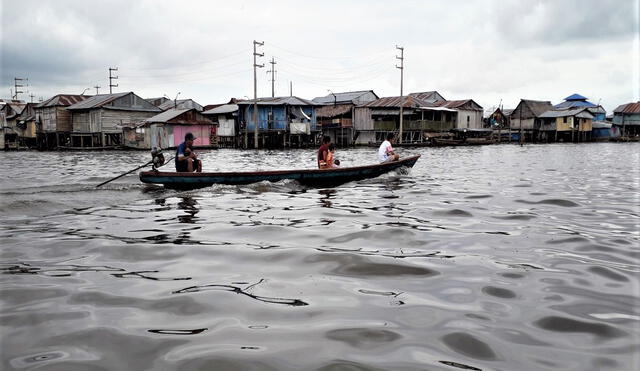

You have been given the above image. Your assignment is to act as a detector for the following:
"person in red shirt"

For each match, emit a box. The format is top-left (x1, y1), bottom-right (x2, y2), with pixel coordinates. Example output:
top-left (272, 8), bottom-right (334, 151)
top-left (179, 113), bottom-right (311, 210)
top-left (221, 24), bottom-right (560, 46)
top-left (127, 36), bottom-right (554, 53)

top-left (327, 143), bottom-right (340, 168)
top-left (317, 135), bottom-right (332, 169)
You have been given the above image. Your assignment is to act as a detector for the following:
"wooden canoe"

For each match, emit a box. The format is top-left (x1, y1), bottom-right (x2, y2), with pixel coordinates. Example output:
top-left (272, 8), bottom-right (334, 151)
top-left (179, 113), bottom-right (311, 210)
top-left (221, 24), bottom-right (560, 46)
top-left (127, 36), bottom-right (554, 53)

top-left (140, 155), bottom-right (421, 189)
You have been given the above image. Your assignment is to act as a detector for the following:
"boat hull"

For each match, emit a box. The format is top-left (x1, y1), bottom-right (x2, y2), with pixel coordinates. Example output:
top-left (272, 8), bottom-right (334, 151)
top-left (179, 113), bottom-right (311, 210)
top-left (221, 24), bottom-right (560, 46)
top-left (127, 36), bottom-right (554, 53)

top-left (140, 155), bottom-right (421, 189)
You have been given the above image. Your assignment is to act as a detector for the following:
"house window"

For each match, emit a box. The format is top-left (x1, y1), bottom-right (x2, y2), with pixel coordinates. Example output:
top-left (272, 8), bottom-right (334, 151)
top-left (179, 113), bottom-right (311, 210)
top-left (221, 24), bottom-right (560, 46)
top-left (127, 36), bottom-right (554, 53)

top-left (563, 117), bottom-right (567, 123)
top-left (467, 115), bottom-right (470, 128)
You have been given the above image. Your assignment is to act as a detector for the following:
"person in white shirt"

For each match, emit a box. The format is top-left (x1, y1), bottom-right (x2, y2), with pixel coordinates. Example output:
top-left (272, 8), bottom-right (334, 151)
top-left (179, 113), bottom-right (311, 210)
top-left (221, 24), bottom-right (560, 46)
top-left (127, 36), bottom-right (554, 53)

top-left (378, 133), bottom-right (400, 163)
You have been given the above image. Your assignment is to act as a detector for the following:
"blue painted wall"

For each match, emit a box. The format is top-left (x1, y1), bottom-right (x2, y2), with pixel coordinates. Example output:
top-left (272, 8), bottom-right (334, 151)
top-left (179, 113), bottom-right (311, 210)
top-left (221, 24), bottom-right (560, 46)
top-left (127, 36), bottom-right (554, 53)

top-left (241, 105), bottom-right (317, 132)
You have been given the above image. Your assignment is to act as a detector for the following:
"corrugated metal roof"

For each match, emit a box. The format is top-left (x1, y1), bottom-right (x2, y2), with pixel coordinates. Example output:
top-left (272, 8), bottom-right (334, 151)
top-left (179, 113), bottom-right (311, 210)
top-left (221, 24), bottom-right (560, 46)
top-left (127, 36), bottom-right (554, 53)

top-left (614, 102), bottom-right (640, 114)
top-left (202, 104), bottom-right (239, 115)
top-left (37, 94), bottom-right (91, 108)
top-left (592, 121), bottom-right (611, 129)
top-left (370, 108), bottom-right (415, 115)
top-left (237, 96), bottom-right (317, 106)
top-left (7, 103), bottom-right (26, 114)
top-left (312, 90), bottom-right (376, 104)
top-left (363, 95), bottom-right (432, 108)
top-left (146, 97), bottom-right (169, 106)
top-left (435, 99), bottom-right (477, 109)
top-left (408, 91), bottom-right (445, 102)
top-left (564, 93), bottom-right (588, 101)
top-left (420, 106), bottom-right (457, 112)
top-left (145, 108), bottom-right (191, 123)
top-left (554, 100), bottom-right (596, 109)
top-left (158, 99), bottom-right (203, 111)
top-left (67, 92), bottom-right (131, 110)
top-left (539, 108), bottom-right (594, 118)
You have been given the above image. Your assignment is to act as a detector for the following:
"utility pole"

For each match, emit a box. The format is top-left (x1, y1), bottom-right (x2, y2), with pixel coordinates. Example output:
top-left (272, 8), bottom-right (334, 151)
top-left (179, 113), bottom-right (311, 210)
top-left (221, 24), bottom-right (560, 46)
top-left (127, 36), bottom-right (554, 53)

top-left (396, 45), bottom-right (404, 144)
top-left (29, 93), bottom-right (35, 103)
top-left (109, 67), bottom-right (118, 94)
top-left (519, 100), bottom-right (524, 146)
top-left (290, 81), bottom-right (292, 97)
top-left (253, 40), bottom-right (264, 149)
top-left (13, 78), bottom-right (27, 100)
top-left (94, 85), bottom-right (101, 94)
top-left (267, 57), bottom-right (277, 98)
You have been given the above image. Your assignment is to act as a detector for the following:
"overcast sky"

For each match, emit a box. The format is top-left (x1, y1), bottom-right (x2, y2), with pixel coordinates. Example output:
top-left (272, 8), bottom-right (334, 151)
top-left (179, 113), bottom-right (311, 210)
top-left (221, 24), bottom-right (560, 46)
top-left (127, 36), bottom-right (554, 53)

top-left (2, 0), bottom-right (639, 113)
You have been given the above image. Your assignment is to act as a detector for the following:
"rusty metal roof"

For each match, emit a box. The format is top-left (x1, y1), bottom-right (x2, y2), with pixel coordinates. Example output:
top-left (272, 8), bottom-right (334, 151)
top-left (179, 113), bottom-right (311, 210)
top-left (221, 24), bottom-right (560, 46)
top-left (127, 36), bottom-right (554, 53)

top-left (614, 102), bottom-right (640, 114)
top-left (435, 99), bottom-right (483, 110)
top-left (37, 94), bottom-right (91, 108)
top-left (316, 104), bottom-right (352, 118)
top-left (362, 95), bottom-right (433, 108)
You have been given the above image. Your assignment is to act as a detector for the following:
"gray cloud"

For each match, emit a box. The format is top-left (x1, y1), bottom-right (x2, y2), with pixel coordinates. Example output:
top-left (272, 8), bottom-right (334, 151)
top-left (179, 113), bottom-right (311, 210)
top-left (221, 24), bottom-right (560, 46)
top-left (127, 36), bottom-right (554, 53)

top-left (494, 0), bottom-right (635, 45)
top-left (1, 0), bottom-right (637, 112)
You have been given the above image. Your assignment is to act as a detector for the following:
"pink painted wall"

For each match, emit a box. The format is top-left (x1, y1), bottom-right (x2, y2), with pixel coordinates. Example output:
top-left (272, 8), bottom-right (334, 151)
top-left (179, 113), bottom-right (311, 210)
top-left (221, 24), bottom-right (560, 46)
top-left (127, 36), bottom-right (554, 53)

top-left (172, 125), bottom-right (213, 147)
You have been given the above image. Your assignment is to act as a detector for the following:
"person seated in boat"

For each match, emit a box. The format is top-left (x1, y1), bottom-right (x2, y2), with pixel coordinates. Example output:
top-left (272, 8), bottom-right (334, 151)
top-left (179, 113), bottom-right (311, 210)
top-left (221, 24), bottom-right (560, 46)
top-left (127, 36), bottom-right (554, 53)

top-left (317, 135), bottom-right (332, 169)
top-left (175, 132), bottom-right (202, 172)
top-left (327, 143), bottom-right (340, 168)
top-left (378, 133), bottom-right (400, 163)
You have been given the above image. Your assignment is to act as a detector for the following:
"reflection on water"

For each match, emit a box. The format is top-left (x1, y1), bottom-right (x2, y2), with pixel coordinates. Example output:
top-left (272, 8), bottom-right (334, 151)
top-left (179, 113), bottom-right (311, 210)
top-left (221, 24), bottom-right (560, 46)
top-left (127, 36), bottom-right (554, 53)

top-left (1, 144), bottom-right (639, 370)
top-left (177, 196), bottom-right (199, 224)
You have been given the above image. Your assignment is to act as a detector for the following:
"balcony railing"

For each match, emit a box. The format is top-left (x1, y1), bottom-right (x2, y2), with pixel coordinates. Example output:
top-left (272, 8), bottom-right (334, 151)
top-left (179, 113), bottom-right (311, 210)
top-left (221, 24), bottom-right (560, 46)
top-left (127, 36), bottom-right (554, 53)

top-left (318, 118), bottom-right (352, 128)
top-left (245, 119), bottom-right (317, 132)
top-left (373, 120), bottom-right (455, 131)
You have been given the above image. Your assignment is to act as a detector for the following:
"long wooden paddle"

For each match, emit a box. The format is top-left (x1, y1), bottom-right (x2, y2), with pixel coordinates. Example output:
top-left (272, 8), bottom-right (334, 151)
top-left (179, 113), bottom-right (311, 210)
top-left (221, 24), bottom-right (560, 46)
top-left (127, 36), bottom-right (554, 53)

top-left (96, 155), bottom-right (176, 188)
top-left (96, 160), bottom-right (154, 188)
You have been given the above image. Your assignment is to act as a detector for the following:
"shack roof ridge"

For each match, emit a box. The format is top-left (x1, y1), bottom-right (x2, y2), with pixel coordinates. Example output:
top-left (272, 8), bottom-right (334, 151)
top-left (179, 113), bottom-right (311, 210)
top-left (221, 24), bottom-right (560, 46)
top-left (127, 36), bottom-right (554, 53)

top-left (362, 95), bottom-right (434, 108)
top-left (145, 107), bottom-right (198, 123)
top-left (238, 96), bottom-right (317, 105)
top-left (36, 93), bottom-right (93, 108)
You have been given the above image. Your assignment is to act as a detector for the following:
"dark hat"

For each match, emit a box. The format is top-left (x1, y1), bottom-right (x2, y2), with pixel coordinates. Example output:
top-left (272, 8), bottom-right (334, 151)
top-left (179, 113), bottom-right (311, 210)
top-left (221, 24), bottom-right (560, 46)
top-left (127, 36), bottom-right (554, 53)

top-left (185, 132), bottom-right (196, 141)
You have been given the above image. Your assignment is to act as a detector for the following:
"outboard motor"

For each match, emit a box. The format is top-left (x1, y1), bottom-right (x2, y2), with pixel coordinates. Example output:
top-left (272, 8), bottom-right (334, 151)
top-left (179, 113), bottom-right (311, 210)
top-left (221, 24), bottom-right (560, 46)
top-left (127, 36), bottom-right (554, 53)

top-left (151, 147), bottom-right (165, 170)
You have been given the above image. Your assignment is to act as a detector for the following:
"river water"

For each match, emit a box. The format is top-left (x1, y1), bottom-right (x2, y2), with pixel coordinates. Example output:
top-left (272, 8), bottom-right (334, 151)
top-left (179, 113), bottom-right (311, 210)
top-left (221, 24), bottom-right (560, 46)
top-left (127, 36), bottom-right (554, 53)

top-left (1, 143), bottom-right (639, 371)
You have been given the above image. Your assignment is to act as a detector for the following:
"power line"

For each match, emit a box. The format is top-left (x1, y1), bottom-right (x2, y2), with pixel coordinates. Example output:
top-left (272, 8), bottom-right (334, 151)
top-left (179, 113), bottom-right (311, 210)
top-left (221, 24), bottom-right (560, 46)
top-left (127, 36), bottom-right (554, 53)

top-left (122, 57), bottom-right (250, 79)
top-left (277, 63), bottom-right (391, 86)
top-left (124, 49), bottom-right (247, 72)
top-left (275, 54), bottom-right (390, 75)
top-left (277, 63), bottom-right (391, 84)
top-left (276, 68), bottom-right (390, 91)
top-left (269, 42), bottom-right (388, 61)
top-left (122, 68), bottom-right (253, 87)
